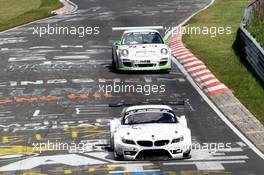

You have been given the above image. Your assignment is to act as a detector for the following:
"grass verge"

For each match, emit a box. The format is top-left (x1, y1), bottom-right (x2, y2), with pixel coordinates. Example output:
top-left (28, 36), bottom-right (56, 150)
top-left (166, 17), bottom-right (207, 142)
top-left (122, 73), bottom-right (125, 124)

top-left (183, 0), bottom-right (264, 124)
top-left (247, 3), bottom-right (264, 48)
top-left (0, 0), bottom-right (63, 31)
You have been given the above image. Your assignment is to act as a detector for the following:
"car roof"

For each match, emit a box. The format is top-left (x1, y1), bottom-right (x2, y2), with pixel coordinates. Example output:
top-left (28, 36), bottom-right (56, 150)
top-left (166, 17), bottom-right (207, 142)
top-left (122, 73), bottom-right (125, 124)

top-left (123, 29), bottom-right (160, 35)
top-left (125, 105), bottom-right (173, 112)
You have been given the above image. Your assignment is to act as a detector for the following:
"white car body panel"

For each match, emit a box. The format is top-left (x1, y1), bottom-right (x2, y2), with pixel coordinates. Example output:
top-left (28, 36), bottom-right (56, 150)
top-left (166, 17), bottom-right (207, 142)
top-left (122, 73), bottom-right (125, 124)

top-left (112, 29), bottom-right (172, 71)
top-left (110, 105), bottom-right (192, 160)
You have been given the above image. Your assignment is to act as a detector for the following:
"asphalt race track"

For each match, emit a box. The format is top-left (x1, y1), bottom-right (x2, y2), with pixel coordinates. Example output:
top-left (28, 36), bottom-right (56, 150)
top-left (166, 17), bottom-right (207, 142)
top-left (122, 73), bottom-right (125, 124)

top-left (0, 0), bottom-right (264, 174)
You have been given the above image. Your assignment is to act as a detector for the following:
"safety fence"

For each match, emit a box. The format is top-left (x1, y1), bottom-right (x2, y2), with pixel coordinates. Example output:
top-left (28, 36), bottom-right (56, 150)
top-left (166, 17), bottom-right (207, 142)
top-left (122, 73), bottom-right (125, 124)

top-left (239, 0), bottom-right (264, 82)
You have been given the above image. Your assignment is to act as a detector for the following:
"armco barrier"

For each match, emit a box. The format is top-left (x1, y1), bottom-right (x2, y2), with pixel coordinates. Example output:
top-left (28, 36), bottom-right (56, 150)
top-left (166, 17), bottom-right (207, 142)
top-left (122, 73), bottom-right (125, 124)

top-left (239, 0), bottom-right (264, 82)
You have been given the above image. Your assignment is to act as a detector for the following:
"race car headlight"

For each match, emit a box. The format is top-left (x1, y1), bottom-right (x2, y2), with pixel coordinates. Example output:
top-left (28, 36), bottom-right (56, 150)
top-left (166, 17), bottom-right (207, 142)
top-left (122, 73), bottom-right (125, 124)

top-left (121, 49), bottom-right (129, 57)
top-left (122, 139), bottom-right (136, 145)
top-left (160, 48), bottom-right (168, 55)
top-left (171, 136), bottom-right (184, 143)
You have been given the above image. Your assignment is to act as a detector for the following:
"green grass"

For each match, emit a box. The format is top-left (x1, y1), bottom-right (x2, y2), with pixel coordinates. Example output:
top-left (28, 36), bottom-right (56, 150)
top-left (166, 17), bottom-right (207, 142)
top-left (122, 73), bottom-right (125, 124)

top-left (183, 0), bottom-right (264, 124)
top-left (247, 4), bottom-right (264, 48)
top-left (0, 0), bottom-right (63, 31)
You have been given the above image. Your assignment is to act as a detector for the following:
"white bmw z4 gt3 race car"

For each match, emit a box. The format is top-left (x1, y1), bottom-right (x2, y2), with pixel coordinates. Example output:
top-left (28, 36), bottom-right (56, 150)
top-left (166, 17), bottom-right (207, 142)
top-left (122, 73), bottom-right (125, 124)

top-left (112, 28), bottom-right (172, 71)
top-left (110, 105), bottom-right (192, 160)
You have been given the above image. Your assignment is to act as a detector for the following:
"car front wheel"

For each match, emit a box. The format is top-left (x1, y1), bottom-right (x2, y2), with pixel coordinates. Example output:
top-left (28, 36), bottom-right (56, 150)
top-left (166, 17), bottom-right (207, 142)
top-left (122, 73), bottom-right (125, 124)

top-left (113, 150), bottom-right (123, 160)
top-left (112, 51), bottom-right (116, 67)
top-left (112, 138), bottom-right (123, 160)
top-left (183, 149), bottom-right (191, 159)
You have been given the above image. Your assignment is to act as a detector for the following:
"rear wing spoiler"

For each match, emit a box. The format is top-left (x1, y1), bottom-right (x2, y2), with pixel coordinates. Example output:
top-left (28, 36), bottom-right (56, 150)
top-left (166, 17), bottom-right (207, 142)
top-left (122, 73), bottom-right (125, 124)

top-left (109, 98), bottom-right (185, 107)
top-left (112, 26), bottom-right (164, 31)
top-left (112, 26), bottom-right (168, 44)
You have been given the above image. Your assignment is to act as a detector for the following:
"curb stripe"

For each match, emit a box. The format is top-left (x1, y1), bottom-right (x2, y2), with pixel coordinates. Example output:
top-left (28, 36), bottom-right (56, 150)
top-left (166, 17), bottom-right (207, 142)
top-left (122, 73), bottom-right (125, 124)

top-left (195, 74), bottom-right (215, 82)
top-left (183, 60), bottom-right (204, 67)
top-left (199, 79), bottom-right (219, 87)
top-left (205, 84), bottom-right (228, 92)
top-left (173, 48), bottom-right (188, 53)
top-left (180, 57), bottom-right (198, 63)
top-left (191, 69), bottom-right (211, 76)
top-left (192, 72), bottom-right (212, 78)
top-left (196, 76), bottom-right (216, 83)
top-left (177, 54), bottom-right (194, 59)
top-left (185, 63), bottom-right (205, 69)
top-left (177, 55), bottom-right (195, 60)
top-left (187, 65), bottom-right (207, 72)
top-left (204, 81), bottom-right (223, 88)
top-left (207, 88), bottom-right (231, 95)
top-left (171, 46), bottom-right (185, 50)
top-left (175, 51), bottom-right (191, 57)
top-left (169, 28), bottom-right (231, 96)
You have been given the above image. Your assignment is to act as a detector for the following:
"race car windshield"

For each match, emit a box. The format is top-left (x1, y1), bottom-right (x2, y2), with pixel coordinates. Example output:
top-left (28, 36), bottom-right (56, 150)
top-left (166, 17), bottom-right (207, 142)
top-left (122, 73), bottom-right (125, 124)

top-left (124, 112), bottom-right (177, 125)
top-left (122, 32), bottom-right (164, 45)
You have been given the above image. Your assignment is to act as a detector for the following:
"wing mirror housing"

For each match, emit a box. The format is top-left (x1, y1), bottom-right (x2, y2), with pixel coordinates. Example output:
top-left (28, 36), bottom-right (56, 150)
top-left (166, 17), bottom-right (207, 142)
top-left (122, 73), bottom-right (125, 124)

top-left (178, 115), bottom-right (187, 127)
top-left (163, 38), bottom-right (169, 46)
top-left (114, 40), bottom-right (122, 46)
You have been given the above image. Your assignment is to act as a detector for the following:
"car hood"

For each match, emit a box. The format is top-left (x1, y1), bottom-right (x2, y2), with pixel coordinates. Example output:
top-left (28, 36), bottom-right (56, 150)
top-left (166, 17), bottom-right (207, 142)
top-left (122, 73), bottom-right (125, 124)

top-left (119, 44), bottom-right (169, 57)
top-left (117, 123), bottom-right (189, 141)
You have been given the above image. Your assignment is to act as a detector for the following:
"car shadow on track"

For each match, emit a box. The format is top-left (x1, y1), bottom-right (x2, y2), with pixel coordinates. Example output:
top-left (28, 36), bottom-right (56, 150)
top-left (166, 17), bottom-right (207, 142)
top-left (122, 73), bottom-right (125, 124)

top-left (103, 145), bottom-right (191, 162)
top-left (105, 65), bottom-right (171, 75)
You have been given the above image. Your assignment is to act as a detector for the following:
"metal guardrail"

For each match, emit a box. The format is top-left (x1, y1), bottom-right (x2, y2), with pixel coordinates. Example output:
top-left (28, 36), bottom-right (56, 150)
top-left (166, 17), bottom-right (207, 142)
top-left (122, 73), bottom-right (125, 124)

top-left (239, 0), bottom-right (264, 82)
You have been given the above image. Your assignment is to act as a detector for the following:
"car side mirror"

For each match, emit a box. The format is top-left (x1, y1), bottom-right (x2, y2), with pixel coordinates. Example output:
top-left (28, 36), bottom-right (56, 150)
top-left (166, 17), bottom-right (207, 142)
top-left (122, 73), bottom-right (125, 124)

top-left (178, 115), bottom-right (187, 127)
top-left (114, 40), bottom-right (122, 46)
top-left (163, 38), bottom-right (169, 46)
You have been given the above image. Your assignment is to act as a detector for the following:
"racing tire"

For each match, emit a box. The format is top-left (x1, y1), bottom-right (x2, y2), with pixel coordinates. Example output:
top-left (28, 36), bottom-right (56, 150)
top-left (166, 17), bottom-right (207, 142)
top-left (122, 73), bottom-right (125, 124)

top-left (111, 51), bottom-right (119, 71)
top-left (113, 150), bottom-right (123, 160)
top-left (112, 137), bottom-right (123, 160)
top-left (112, 51), bottom-right (115, 67)
top-left (183, 149), bottom-right (191, 159)
top-left (110, 135), bottom-right (114, 151)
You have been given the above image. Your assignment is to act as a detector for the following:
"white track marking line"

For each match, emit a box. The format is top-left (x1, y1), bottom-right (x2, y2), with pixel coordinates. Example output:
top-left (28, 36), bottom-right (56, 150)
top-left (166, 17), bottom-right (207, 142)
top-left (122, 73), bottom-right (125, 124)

top-left (164, 160), bottom-right (246, 170)
top-left (60, 45), bottom-right (83, 48)
top-left (53, 55), bottom-right (90, 59)
top-left (33, 110), bottom-right (40, 117)
top-left (190, 155), bottom-right (249, 161)
top-left (8, 57), bottom-right (46, 62)
top-left (204, 84), bottom-right (228, 92)
top-left (108, 163), bottom-right (159, 173)
top-left (218, 148), bottom-right (243, 152)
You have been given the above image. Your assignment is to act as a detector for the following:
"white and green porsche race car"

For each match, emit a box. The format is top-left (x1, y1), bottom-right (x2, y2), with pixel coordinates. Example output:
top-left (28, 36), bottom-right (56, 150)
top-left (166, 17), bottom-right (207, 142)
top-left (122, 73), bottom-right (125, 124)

top-left (112, 27), bottom-right (172, 71)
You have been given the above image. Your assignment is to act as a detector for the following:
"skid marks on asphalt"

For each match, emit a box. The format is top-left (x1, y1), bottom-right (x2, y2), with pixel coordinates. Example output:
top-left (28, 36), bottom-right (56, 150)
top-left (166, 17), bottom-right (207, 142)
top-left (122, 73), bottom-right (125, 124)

top-left (0, 76), bottom-right (186, 105)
